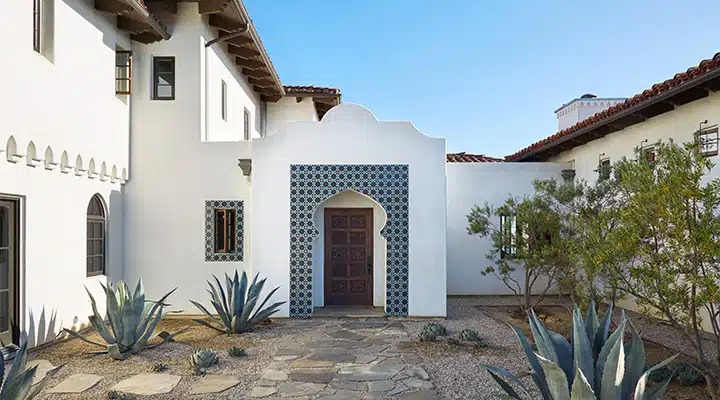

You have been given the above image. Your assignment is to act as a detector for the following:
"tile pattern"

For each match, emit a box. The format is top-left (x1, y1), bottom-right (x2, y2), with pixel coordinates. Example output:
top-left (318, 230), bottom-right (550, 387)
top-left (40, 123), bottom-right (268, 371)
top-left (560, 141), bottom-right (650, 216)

top-left (289, 164), bottom-right (409, 317)
top-left (205, 200), bottom-right (244, 262)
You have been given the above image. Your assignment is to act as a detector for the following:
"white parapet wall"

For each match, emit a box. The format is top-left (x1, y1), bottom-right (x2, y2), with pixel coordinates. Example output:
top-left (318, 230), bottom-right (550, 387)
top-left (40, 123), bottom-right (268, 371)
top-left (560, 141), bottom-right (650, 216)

top-left (446, 162), bottom-right (564, 295)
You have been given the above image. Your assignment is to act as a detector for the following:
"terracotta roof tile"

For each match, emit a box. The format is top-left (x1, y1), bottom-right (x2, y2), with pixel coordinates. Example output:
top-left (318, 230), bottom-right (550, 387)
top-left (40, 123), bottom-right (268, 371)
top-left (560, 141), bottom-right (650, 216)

top-left (506, 51), bottom-right (720, 161)
top-left (446, 153), bottom-right (504, 163)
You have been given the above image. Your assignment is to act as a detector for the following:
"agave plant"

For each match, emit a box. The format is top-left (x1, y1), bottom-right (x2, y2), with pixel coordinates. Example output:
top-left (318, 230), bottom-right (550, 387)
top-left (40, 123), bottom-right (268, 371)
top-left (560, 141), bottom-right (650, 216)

top-left (481, 302), bottom-right (678, 400)
top-left (0, 341), bottom-right (59, 399)
top-left (227, 346), bottom-right (247, 357)
top-left (191, 349), bottom-right (219, 369)
top-left (62, 280), bottom-right (188, 360)
top-left (422, 323), bottom-right (448, 337)
top-left (190, 271), bottom-right (285, 334)
top-left (460, 328), bottom-right (480, 342)
top-left (419, 329), bottom-right (438, 342)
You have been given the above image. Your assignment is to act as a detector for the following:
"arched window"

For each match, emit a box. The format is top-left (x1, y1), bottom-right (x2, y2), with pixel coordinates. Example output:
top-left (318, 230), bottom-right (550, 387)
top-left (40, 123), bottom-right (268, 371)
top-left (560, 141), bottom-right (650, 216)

top-left (86, 194), bottom-right (106, 276)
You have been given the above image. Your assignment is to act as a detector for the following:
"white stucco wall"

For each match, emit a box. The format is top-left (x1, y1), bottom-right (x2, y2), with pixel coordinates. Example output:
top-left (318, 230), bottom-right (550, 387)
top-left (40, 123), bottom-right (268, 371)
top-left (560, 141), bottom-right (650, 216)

top-left (252, 104), bottom-right (447, 317)
top-left (0, 0), bottom-right (130, 345)
top-left (446, 162), bottom-right (564, 295)
top-left (311, 190), bottom-right (388, 308)
top-left (266, 97), bottom-right (318, 137)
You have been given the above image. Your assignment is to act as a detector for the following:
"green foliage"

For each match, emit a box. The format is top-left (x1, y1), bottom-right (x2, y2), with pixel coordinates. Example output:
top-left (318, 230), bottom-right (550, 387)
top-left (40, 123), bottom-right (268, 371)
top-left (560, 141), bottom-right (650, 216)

top-left (459, 328), bottom-right (480, 342)
top-left (107, 391), bottom-right (137, 400)
top-left (481, 302), bottom-right (678, 400)
top-left (190, 349), bottom-right (219, 369)
top-left (150, 362), bottom-right (168, 373)
top-left (422, 323), bottom-right (448, 337)
top-left (62, 280), bottom-right (188, 360)
top-left (646, 361), bottom-right (705, 386)
top-left (191, 270), bottom-right (285, 334)
top-left (227, 346), bottom-right (247, 358)
top-left (0, 341), bottom-right (59, 400)
top-left (418, 330), bottom-right (437, 342)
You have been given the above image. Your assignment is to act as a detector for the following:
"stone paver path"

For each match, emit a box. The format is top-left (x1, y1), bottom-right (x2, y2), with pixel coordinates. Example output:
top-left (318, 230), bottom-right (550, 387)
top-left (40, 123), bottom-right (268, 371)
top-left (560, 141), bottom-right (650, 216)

top-left (48, 374), bottom-right (103, 393)
top-left (251, 319), bottom-right (438, 399)
top-left (110, 373), bottom-right (181, 396)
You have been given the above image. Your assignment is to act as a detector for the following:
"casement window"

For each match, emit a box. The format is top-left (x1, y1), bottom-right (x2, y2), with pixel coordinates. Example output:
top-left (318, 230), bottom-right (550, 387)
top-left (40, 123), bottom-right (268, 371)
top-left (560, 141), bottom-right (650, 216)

top-left (598, 157), bottom-right (611, 181)
top-left (33, 0), bottom-right (41, 52)
top-left (243, 108), bottom-right (250, 140)
top-left (695, 126), bottom-right (719, 157)
top-left (642, 147), bottom-right (656, 166)
top-left (115, 50), bottom-right (132, 95)
top-left (221, 80), bottom-right (227, 121)
top-left (152, 56), bottom-right (175, 100)
top-left (500, 214), bottom-right (517, 259)
top-left (213, 208), bottom-right (236, 253)
top-left (86, 195), bottom-right (106, 277)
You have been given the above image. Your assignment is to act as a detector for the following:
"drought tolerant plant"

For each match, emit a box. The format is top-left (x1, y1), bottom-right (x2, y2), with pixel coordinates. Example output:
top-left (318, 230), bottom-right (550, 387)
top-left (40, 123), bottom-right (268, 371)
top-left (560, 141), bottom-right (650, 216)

top-left (150, 362), bottom-right (168, 373)
top-left (418, 329), bottom-right (438, 342)
top-left (191, 349), bottom-right (219, 369)
top-left (423, 323), bottom-right (448, 337)
top-left (227, 346), bottom-right (247, 357)
top-left (647, 360), bottom-right (705, 386)
top-left (481, 302), bottom-right (678, 399)
top-left (191, 271), bottom-right (285, 334)
top-left (0, 341), bottom-right (59, 399)
top-left (107, 391), bottom-right (137, 400)
top-left (460, 328), bottom-right (480, 342)
top-left (62, 280), bottom-right (188, 360)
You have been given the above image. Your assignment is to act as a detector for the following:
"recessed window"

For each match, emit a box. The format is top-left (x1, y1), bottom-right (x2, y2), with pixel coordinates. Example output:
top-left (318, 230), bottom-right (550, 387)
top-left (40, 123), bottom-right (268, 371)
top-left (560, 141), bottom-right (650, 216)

top-left (214, 208), bottom-right (236, 253)
top-left (243, 108), bottom-right (250, 140)
top-left (221, 80), bottom-right (227, 121)
top-left (500, 214), bottom-right (517, 259)
top-left (152, 56), bottom-right (175, 100)
top-left (86, 195), bottom-right (106, 277)
top-left (696, 126), bottom-right (719, 157)
top-left (642, 146), bottom-right (656, 166)
top-left (33, 0), bottom-right (41, 52)
top-left (598, 157), bottom-right (611, 181)
top-left (115, 50), bottom-right (132, 95)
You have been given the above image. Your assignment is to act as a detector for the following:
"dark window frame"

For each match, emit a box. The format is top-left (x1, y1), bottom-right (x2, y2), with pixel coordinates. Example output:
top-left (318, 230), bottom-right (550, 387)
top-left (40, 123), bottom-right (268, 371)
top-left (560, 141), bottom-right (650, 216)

top-left (695, 127), bottom-right (719, 157)
top-left (152, 56), bottom-right (175, 100)
top-left (598, 157), bottom-right (611, 181)
top-left (86, 194), bottom-right (106, 277)
top-left (243, 108), bottom-right (250, 140)
top-left (221, 80), bottom-right (227, 121)
top-left (213, 208), bottom-right (237, 254)
top-left (115, 50), bottom-right (132, 95)
top-left (33, 0), bottom-right (41, 53)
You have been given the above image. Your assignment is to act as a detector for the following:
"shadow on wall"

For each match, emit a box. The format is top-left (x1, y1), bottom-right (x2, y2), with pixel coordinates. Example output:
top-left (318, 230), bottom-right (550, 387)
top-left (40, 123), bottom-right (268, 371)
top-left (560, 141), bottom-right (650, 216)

top-left (61, 0), bottom-right (120, 52)
top-left (108, 190), bottom-right (123, 284)
top-left (27, 307), bottom-right (58, 348)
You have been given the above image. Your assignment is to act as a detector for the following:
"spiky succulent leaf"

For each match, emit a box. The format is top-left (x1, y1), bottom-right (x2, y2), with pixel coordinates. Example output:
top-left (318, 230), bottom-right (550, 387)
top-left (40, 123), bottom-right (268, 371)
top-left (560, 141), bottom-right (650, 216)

top-left (538, 354), bottom-right (570, 400)
top-left (0, 366), bottom-right (37, 399)
top-left (596, 318), bottom-right (626, 391)
top-left (594, 304), bottom-right (614, 359)
top-left (483, 368), bottom-right (523, 399)
top-left (600, 325), bottom-right (625, 400)
top-left (623, 320), bottom-right (646, 397)
top-left (571, 307), bottom-right (594, 390)
top-left (548, 330), bottom-right (573, 386)
top-left (508, 324), bottom-right (552, 400)
top-left (570, 365), bottom-right (595, 400)
top-left (528, 310), bottom-right (559, 366)
top-left (585, 301), bottom-right (600, 347)
top-left (633, 354), bottom-right (678, 400)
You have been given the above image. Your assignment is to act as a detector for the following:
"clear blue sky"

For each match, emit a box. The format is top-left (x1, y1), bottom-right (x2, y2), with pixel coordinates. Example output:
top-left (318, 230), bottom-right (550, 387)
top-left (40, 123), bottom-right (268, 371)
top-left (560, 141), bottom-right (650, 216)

top-left (246, 1), bottom-right (720, 157)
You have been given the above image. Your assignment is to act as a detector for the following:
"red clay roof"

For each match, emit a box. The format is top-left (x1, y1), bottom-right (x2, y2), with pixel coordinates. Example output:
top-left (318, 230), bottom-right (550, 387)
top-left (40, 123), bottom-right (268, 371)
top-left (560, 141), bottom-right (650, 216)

top-left (446, 152), bottom-right (504, 163)
top-left (506, 51), bottom-right (720, 161)
top-left (284, 85), bottom-right (341, 96)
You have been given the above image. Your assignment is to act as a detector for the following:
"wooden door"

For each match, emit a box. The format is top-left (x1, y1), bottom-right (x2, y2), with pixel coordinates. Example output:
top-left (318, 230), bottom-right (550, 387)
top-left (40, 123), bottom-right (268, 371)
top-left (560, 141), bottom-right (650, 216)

top-left (0, 200), bottom-right (17, 345)
top-left (324, 208), bottom-right (373, 306)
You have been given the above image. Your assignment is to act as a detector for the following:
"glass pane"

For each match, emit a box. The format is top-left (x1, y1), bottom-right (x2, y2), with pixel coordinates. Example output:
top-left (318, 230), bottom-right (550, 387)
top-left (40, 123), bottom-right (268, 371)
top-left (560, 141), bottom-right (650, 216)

top-left (157, 74), bottom-right (171, 86)
top-left (214, 210), bottom-right (225, 252)
top-left (156, 85), bottom-right (172, 98)
top-left (116, 51), bottom-right (130, 66)
top-left (0, 250), bottom-right (7, 290)
top-left (87, 257), bottom-right (94, 273)
top-left (94, 239), bottom-right (104, 255)
top-left (116, 79), bottom-right (130, 93)
top-left (155, 59), bottom-right (172, 74)
top-left (116, 67), bottom-right (129, 79)
top-left (0, 291), bottom-right (7, 332)
top-left (0, 206), bottom-right (6, 247)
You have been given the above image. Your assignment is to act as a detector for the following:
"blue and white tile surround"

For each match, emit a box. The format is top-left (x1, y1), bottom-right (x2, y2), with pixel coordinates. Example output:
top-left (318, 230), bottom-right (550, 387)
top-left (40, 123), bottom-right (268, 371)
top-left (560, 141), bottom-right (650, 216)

top-left (204, 200), bottom-right (244, 262)
top-left (289, 164), bottom-right (409, 317)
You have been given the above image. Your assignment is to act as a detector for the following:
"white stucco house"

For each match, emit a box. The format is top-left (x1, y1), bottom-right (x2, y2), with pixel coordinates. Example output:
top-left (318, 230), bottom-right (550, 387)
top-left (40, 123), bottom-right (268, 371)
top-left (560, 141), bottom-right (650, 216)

top-left (1, 0), bottom-right (719, 348)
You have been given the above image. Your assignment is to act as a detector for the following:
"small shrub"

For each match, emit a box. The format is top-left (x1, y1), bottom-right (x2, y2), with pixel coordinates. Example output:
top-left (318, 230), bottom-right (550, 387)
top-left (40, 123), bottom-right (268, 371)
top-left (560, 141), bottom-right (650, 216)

top-left (473, 337), bottom-right (490, 348)
top-left (422, 323), bottom-right (448, 337)
top-left (418, 330), bottom-right (438, 342)
top-left (193, 366), bottom-right (207, 376)
top-left (460, 328), bottom-right (480, 342)
top-left (191, 349), bottom-right (219, 369)
top-left (227, 346), bottom-right (247, 357)
top-left (150, 362), bottom-right (168, 373)
top-left (646, 360), bottom-right (704, 386)
top-left (107, 391), bottom-right (137, 400)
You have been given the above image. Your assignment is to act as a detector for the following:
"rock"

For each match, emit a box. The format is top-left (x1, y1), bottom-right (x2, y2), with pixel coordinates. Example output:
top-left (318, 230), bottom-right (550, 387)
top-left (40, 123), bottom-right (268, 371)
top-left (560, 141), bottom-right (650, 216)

top-left (337, 364), bottom-right (405, 382)
top-left (395, 390), bottom-right (440, 400)
top-left (368, 380), bottom-right (395, 392)
top-left (362, 393), bottom-right (384, 400)
top-left (318, 389), bottom-right (363, 399)
top-left (410, 366), bottom-right (430, 380)
top-left (257, 378), bottom-right (277, 387)
top-left (290, 359), bottom-right (334, 368)
top-left (276, 348), bottom-right (308, 356)
top-left (326, 330), bottom-right (367, 341)
top-left (294, 321), bottom-right (325, 329)
top-left (342, 321), bottom-right (389, 330)
top-left (330, 381), bottom-right (367, 391)
top-left (249, 386), bottom-right (279, 398)
top-left (274, 355), bottom-right (300, 361)
top-left (189, 375), bottom-right (240, 394)
top-left (403, 378), bottom-right (434, 390)
top-left (262, 370), bottom-right (288, 381)
top-left (27, 360), bottom-right (54, 386)
top-left (110, 373), bottom-right (181, 396)
top-left (354, 355), bottom-right (377, 364)
top-left (386, 321), bottom-right (404, 329)
top-left (360, 344), bottom-right (390, 354)
top-left (403, 354), bottom-right (424, 365)
top-left (288, 368), bottom-right (338, 383)
top-left (269, 361), bottom-right (289, 369)
top-left (48, 374), bottom-right (102, 393)
top-left (278, 381), bottom-right (325, 397)
top-left (386, 382), bottom-right (409, 396)
top-left (307, 348), bottom-right (356, 363)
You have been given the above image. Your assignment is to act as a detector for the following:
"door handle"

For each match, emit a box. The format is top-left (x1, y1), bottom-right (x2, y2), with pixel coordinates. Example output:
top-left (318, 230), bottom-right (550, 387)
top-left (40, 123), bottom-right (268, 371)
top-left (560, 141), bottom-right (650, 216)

top-left (368, 256), bottom-right (372, 275)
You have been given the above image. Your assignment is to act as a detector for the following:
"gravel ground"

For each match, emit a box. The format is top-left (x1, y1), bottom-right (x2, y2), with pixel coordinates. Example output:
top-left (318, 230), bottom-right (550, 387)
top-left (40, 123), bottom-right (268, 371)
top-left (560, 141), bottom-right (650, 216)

top-left (404, 297), bottom-right (535, 400)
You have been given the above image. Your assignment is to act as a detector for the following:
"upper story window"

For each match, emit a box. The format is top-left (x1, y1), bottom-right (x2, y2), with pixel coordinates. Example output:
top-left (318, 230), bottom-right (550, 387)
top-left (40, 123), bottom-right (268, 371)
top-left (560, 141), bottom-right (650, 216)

top-left (598, 157), bottom-right (611, 181)
top-left (115, 50), bottom-right (132, 95)
top-left (221, 80), bottom-right (227, 121)
top-left (87, 194), bottom-right (106, 277)
top-left (500, 214), bottom-right (517, 259)
top-left (243, 108), bottom-right (250, 140)
top-left (642, 146), bottom-right (656, 166)
top-left (33, 0), bottom-right (41, 52)
top-left (152, 56), bottom-right (175, 100)
top-left (695, 126), bottom-right (719, 157)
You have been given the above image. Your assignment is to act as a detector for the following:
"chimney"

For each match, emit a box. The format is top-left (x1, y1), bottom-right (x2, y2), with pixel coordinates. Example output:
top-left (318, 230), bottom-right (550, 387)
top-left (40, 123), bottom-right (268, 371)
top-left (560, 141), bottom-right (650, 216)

top-left (554, 94), bottom-right (627, 131)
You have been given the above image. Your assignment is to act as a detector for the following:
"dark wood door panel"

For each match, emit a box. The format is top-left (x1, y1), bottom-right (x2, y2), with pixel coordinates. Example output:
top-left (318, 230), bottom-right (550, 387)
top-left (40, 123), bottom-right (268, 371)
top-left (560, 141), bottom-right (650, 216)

top-left (324, 208), bottom-right (373, 306)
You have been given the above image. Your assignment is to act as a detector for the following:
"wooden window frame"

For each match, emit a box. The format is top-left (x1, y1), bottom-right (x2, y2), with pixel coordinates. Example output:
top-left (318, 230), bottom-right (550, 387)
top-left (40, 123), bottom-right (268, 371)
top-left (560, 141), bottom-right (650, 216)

top-left (86, 195), bottom-right (106, 277)
top-left (695, 127), bottom-right (719, 157)
top-left (243, 108), bottom-right (250, 140)
top-left (115, 50), bottom-right (132, 95)
top-left (221, 80), bottom-right (227, 121)
top-left (214, 208), bottom-right (236, 254)
top-left (152, 56), bottom-right (175, 100)
top-left (33, 0), bottom-right (41, 53)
